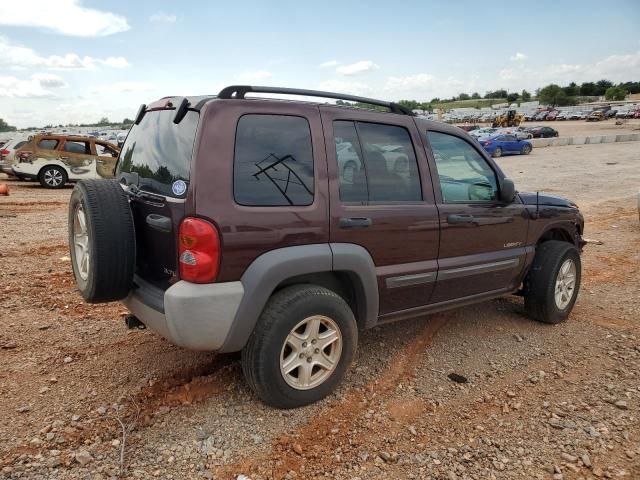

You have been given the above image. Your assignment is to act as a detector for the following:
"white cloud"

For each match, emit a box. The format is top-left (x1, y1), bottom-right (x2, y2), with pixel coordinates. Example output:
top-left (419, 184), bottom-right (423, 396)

top-left (319, 60), bottom-right (338, 68)
top-left (149, 11), bottom-right (177, 24)
top-left (0, 0), bottom-right (129, 37)
top-left (317, 80), bottom-right (372, 96)
top-left (236, 70), bottom-right (273, 81)
top-left (336, 60), bottom-right (379, 76)
top-left (510, 52), bottom-right (528, 62)
top-left (0, 36), bottom-right (130, 70)
top-left (0, 74), bottom-right (61, 98)
top-left (31, 73), bottom-right (67, 88)
top-left (88, 81), bottom-right (155, 95)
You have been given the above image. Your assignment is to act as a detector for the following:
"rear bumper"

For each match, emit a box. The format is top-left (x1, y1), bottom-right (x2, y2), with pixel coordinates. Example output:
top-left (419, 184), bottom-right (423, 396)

top-left (122, 276), bottom-right (244, 351)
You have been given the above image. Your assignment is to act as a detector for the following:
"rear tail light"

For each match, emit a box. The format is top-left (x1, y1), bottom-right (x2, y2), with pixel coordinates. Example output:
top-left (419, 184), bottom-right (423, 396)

top-left (0, 149), bottom-right (8, 160)
top-left (18, 151), bottom-right (33, 162)
top-left (178, 217), bottom-right (220, 283)
top-left (482, 141), bottom-right (492, 146)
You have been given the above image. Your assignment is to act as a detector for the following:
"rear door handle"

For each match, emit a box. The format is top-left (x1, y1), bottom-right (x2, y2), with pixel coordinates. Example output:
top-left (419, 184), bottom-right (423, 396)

top-left (447, 214), bottom-right (476, 225)
top-left (339, 217), bottom-right (372, 229)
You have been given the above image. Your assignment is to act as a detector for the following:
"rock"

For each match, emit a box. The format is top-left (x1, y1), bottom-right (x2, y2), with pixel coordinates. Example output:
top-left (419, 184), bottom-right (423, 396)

top-left (250, 434), bottom-right (263, 445)
top-left (71, 415), bottom-right (80, 422)
top-left (96, 406), bottom-right (107, 415)
top-left (561, 453), bottom-right (577, 463)
top-left (47, 457), bottom-right (61, 468)
top-left (614, 400), bottom-right (628, 410)
top-left (408, 425), bottom-right (417, 436)
top-left (75, 449), bottom-right (93, 466)
top-left (16, 406), bottom-right (30, 413)
top-left (380, 452), bottom-right (392, 463)
top-left (292, 443), bottom-right (303, 455)
top-left (448, 373), bottom-right (468, 383)
top-left (581, 454), bottom-right (591, 468)
top-left (112, 439), bottom-right (121, 447)
top-left (39, 387), bottom-right (49, 394)
top-left (506, 391), bottom-right (516, 398)
top-left (63, 356), bottom-right (73, 364)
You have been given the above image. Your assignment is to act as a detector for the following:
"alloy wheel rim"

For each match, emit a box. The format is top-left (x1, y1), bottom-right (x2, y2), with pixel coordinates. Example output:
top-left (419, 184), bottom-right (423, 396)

top-left (280, 315), bottom-right (342, 390)
top-left (554, 258), bottom-right (576, 310)
top-left (44, 169), bottom-right (63, 186)
top-left (73, 204), bottom-right (90, 281)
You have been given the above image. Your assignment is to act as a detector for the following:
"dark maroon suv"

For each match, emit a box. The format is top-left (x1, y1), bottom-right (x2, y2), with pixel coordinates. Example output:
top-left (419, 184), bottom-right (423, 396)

top-left (68, 86), bottom-right (585, 408)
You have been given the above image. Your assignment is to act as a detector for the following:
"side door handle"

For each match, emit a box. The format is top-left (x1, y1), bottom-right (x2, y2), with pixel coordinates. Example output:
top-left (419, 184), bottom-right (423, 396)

top-left (447, 214), bottom-right (476, 225)
top-left (339, 217), bottom-right (372, 229)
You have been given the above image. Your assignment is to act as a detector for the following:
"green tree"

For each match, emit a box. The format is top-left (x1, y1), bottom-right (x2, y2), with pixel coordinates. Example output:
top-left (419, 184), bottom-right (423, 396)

top-left (0, 118), bottom-right (17, 132)
top-left (594, 79), bottom-right (613, 96)
top-left (580, 82), bottom-right (596, 96)
top-left (604, 86), bottom-right (627, 101)
top-left (563, 82), bottom-right (579, 96)
top-left (484, 89), bottom-right (507, 99)
top-left (457, 93), bottom-right (470, 101)
top-left (506, 92), bottom-right (519, 103)
top-left (521, 90), bottom-right (531, 101)
top-left (538, 84), bottom-right (575, 106)
top-left (471, 92), bottom-right (480, 99)
top-left (122, 118), bottom-right (134, 125)
top-left (97, 117), bottom-right (110, 126)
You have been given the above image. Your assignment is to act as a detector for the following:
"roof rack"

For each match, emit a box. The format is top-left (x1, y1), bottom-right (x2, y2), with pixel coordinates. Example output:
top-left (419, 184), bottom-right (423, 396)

top-left (217, 85), bottom-right (415, 116)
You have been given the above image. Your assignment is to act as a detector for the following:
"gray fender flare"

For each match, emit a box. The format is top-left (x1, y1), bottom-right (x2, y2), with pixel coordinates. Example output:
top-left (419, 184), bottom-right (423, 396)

top-left (219, 243), bottom-right (379, 352)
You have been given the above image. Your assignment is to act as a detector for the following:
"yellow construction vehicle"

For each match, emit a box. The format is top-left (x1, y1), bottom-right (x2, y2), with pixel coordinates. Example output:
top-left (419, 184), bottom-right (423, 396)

top-left (492, 109), bottom-right (524, 127)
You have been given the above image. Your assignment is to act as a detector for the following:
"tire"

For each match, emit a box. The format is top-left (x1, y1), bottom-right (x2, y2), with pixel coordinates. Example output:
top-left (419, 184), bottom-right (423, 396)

top-left (241, 284), bottom-right (357, 409)
top-left (524, 241), bottom-right (581, 324)
top-left (521, 144), bottom-right (532, 155)
top-left (68, 179), bottom-right (135, 303)
top-left (492, 147), bottom-right (503, 158)
top-left (39, 165), bottom-right (67, 189)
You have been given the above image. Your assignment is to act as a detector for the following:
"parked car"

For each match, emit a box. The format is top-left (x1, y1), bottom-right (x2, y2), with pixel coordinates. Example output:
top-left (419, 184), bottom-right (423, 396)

top-left (67, 85), bottom-right (585, 408)
top-left (526, 126), bottom-right (559, 138)
top-left (535, 111), bottom-right (549, 121)
top-left (495, 127), bottom-right (533, 140)
top-left (0, 136), bottom-right (31, 176)
top-left (586, 111), bottom-right (605, 122)
top-left (555, 112), bottom-right (569, 121)
top-left (116, 132), bottom-right (128, 148)
top-left (546, 111), bottom-right (560, 121)
top-left (12, 135), bottom-right (120, 188)
top-left (469, 127), bottom-right (498, 138)
top-left (605, 109), bottom-right (618, 119)
top-left (567, 112), bottom-right (582, 120)
top-left (478, 134), bottom-right (533, 157)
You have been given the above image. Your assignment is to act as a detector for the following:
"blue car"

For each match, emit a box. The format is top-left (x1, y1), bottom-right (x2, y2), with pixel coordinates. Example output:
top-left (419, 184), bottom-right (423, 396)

top-left (478, 134), bottom-right (532, 158)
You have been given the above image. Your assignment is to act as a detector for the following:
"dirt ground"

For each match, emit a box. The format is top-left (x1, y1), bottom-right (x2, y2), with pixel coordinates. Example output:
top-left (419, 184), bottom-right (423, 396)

top-left (0, 140), bottom-right (639, 480)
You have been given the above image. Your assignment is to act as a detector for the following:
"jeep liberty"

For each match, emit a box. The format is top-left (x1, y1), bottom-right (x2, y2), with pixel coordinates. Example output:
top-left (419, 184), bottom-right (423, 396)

top-left (68, 86), bottom-right (585, 408)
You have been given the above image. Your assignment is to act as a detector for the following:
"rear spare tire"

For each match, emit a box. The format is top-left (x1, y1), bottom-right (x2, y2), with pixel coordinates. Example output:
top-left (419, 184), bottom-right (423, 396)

top-left (68, 179), bottom-right (135, 303)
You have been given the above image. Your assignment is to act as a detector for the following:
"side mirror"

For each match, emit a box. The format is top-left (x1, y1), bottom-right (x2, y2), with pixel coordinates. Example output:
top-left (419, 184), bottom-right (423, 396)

top-left (500, 178), bottom-right (516, 203)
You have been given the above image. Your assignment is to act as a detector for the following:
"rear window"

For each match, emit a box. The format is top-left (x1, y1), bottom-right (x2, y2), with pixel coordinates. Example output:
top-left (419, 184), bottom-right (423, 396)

top-left (63, 140), bottom-right (90, 154)
top-left (233, 114), bottom-right (314, 206)
top-left (38, 139), bottom-right (59, 150)
top-left (116, 110), bottom-right (199, 198)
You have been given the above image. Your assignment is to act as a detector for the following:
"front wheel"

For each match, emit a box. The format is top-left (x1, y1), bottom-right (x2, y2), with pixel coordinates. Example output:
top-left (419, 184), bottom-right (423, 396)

top-left (524, 241), bottom-right (581, 324)
top-left (39, 165), bottom-right (67, 189)
top-left (492, 147), bottom-right (503, 158)
top-left (521, 144), bottom-right (532, 155)
top-left (241, 285), bottom-right (357, 408)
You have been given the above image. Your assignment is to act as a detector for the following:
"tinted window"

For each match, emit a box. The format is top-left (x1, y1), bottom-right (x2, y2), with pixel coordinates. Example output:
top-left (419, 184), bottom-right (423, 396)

top-left (63, 140), bottom-right (90, 154)
top-left (96, 143), bottom-right (118, 157)
top-left (37, 139), bottom-right (59, 150)
top-left (116, 110), bottom-right (198, 198)
top-left (427, 131), bottom-right (498, 203)
top-left (234, 115), bottom-right (314, 206)
top-left (334, 121), bottom-right (421, 203)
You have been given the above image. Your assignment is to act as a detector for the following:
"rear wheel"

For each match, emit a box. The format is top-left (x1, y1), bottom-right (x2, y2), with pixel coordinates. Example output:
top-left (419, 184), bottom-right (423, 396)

top-left (524, 241), bottom-right (581, 324)
top-left (68, 180), bottom-right (135, 303)
top-left (492, 147), bottom-right (503, 158)
top-left (242, 285), bottom-right (357, 408)
top-left (39, 165), bottom-right (67, 189)
top-left (521, 144), bottom-right (532, 155)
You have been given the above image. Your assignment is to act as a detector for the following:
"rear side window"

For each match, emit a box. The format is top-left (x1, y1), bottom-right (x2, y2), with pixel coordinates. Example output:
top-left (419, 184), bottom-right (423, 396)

top-left (116, 110), bottom-right (199, 198)
top-left (63, 140), bottom-right (90, 154)
top-left (334, 121), bottom-right (421, 203)
top-left (37, 139), bottom-right (59, 150)
top-left (234, 114), bottom-right (314, 206)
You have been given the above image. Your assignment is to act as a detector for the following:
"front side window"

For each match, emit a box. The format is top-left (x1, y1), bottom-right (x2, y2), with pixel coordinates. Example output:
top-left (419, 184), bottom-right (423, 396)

top-left (96, 142), bottom-right (118, 157)
top-left (334, 121), bottom-right (422, 203)
top-left (427, 131), bottom-right (498, 203)
top-left (63, 140), bottom-right (90, 154)
top-left (37, 139), bottom-right (59, 150)
top-left (234, 114), bottom-right (314, 206)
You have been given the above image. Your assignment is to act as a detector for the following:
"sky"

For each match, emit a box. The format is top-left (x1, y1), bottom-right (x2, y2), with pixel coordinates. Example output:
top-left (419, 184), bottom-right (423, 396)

top-left (0, 0), bottom-right (639, 128)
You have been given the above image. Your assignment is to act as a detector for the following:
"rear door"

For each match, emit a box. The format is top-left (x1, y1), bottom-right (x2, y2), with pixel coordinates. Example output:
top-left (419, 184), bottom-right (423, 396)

top-left (321, 107), bottom-right (440, 316)
top-left (60, 138), bottom-right (94, 179)
top-left (424, 128), bottom-right (529, 304)
top-left (116, 108), bottom-right (199, 289)
top-left (93, 140), bottom-right (119, 178)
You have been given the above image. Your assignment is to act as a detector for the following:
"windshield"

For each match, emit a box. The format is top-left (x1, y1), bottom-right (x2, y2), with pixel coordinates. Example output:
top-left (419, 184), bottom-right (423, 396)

top-left (116, 109), bottom-right (199, 198)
